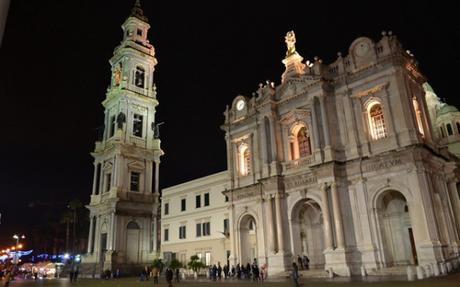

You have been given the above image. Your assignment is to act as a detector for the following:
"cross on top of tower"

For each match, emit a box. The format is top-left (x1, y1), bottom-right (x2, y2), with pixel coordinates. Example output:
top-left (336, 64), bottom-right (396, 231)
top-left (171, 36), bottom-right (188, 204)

top-left (130, 0), bottom-right (148, 22)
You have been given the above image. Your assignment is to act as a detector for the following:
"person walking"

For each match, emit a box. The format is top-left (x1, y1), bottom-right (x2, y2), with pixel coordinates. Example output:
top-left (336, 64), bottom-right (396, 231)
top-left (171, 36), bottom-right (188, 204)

top-left (292, 262), bottom-right (300, 287)
top-left (165, 267), bottom-right (173, 287)
top-left (3, 269), bottom-right (12, 287)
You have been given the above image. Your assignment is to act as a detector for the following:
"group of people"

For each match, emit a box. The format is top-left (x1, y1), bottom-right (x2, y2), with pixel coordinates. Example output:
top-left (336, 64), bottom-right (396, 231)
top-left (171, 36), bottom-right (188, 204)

top-left (297, 255), bottom-right (310, 270)
top-left (0, 266), bottom-right (13, 287)
top-left (208, 259), bottom-right (268, 281)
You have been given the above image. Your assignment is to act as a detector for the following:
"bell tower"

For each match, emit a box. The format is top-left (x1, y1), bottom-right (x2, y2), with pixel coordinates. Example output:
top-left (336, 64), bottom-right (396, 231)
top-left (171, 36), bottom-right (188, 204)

top-left (83, 0), bottom-right (163, 275)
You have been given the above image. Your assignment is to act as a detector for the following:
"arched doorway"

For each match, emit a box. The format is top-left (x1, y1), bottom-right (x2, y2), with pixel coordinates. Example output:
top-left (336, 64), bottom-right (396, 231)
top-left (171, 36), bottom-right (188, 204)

top-left (291, 199), bottom-right (325, 269)
top-left (126, 221), bottom-right (140, 263)
top-left (376, 190), bottom-right (417, 266)
top-left (239, 215), bottom-right (257, 265)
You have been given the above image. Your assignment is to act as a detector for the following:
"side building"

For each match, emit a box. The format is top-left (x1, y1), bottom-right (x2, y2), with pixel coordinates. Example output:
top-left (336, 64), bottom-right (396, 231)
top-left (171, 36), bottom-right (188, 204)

top-left (161, 31), bottom-right (460, 277)
top-left (161, 172), bottom-right (230, 268)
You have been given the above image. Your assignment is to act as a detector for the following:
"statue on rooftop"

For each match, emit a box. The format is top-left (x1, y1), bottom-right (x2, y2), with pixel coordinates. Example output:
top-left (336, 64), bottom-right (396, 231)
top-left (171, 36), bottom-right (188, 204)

top-left (285, 31), bottom-right (297, 57)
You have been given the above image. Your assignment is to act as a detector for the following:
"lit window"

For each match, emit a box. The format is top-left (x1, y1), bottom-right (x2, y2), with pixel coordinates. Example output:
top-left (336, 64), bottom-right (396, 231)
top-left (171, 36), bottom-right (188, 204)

top-left (205, 252), bottom-right (211, 266)
top-left (297, 127), bottom-right (311, 158)
top-left (133, 114), bottom-right (143, 137)
top-left (368, 102), bottom-right (387, 140)
top-left (130, 172), bottom-right (140, 192)
top-left (238, 143), bottom-right (250, 176)
top-left (412, 98), bottom-right (425, 136)
top-left (135, 66), bottom-right (145, 88)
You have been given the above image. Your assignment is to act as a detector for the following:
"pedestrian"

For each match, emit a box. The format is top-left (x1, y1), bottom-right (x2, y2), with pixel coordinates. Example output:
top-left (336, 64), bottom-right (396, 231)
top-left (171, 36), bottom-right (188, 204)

top-left (236, 263), bottom-right (241, 279)
top-left (223, 264), bottom-right (229, 279)
top-left (211, 264), bottom-right (217, 281)
top-left (260, 263), bottom-right (267, 281)
top-left (175, 268), bottom-right (180, 282)
top-left (297, 255), bottom-right (303, 270)
top-left (152, 267), bottom-right (159, 284)
top-left (303, 255), bottom-right (310, 270)
top-left (165, 267), bottom-right (173, 287)
top-left (231, 265), bottom-right (235, 278)
top-left (217, 262), bottom-right (222, 279)
top-left (3, 269), bottom-right (12, 287)
top-left (292, 262), bottom-right (300, 287)
top-left (251, 260), bottom-right (259, 281)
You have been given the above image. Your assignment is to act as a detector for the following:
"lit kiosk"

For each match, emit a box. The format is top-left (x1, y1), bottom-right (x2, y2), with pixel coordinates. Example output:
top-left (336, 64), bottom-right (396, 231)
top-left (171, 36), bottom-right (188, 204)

top-left (82, 1), bottom-right (163, 276)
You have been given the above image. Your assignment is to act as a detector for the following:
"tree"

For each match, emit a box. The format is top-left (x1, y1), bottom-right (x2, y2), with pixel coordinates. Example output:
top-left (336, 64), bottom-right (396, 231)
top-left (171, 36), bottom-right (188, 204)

top-left (68, 199), bottom-right (83, 254)
top-left (60, 211), bottom-right (73, 253)
top-left (152, 258), bottom-right (163, 269)
top-left (187, 255), bottom-right (205, 278)
top-left (169, 259), bottom-right (182, 270)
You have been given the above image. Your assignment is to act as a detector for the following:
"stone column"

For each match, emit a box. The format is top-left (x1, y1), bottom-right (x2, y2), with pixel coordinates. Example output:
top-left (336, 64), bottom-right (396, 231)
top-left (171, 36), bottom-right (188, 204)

top-left (154, 161), bottom-right (160, 194)
top-left (91, 163), bottom-right (98, 195)
top-left (311, 100), bottom-right (321, 148)
top-left (320, 183), bottom-right (334, 250)
top-left (275, 192), bottom-right (285, 253)
top-left (87, 215), bottom-right (94, 253)
top-left (152, 216), bottom-right (158, 252)
top-left (331, 182), bottom-right (345, 249)
top-left (318, 95), bottom-right (330, 146)
top-left (265, 195), bottom-right (276, 254)
top-left (447, 181), bottom-right (460, 238)
top-left (108, 211), bottom-right (115, 250)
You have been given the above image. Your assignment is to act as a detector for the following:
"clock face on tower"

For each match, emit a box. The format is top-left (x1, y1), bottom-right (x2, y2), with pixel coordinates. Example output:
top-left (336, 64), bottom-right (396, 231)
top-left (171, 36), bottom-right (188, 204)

top-left (355, 42), bottom-right (370, 57)
top-left (236, 99), bottom-right (245, 111)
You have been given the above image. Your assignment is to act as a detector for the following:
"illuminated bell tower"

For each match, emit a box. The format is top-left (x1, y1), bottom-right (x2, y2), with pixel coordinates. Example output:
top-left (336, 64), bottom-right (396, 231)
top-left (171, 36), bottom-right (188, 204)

top-left (83, 0), bottom-right (163, 275)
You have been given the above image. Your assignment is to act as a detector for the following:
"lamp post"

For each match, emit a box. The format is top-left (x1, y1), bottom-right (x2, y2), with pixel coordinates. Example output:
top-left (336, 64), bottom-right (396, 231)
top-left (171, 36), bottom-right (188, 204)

top-left (12, 234), bottom-right (25, 265)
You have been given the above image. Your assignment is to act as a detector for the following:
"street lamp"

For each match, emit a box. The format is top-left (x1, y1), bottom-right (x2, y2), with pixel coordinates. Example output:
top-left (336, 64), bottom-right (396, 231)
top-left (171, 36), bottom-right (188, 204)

top-left (12, 234), bottom-right (25, 265)
top-left (13, 234), bottom-right (25, 245)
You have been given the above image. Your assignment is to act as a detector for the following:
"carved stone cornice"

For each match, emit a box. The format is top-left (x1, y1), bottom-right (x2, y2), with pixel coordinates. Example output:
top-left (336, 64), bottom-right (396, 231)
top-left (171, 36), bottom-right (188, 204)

top-left (353, 82), bottom-right (389, 98)
top-left (279, 108), bottom-right (310, 126)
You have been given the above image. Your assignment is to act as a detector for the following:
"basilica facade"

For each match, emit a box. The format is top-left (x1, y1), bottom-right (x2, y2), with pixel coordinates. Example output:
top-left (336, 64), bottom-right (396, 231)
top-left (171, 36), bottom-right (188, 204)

top-left (161, 31), bottom-right (460, 276)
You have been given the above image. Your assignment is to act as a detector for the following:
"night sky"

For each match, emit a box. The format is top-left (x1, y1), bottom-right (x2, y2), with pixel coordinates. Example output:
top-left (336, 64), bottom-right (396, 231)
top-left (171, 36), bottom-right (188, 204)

top-left (0, 0), bottom-right (458, 248)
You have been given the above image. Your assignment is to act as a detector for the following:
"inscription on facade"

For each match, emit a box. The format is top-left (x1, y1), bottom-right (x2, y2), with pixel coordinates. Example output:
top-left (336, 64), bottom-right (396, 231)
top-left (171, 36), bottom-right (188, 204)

top-left (364, 158), bottom-right (402, 172)
top-left (234, 188), bottom-right (259, 200)
top-left (286, 176), bottom-right (317, 189)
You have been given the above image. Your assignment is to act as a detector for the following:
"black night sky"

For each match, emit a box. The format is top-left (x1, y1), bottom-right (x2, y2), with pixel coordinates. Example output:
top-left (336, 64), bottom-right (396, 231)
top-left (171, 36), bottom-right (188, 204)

top-left (0, 1), bottom-right (458, 248)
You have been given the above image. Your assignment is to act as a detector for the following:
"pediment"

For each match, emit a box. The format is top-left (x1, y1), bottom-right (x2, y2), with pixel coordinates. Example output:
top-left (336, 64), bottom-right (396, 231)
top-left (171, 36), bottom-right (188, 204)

top-left (103, 161), bottom-right (113, 171)
top-left (279, 109), bottom-right (310, 126)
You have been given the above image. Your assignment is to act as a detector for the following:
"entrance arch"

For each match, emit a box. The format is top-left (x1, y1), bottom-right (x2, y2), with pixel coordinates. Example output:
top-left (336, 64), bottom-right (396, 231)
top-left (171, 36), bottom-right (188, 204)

top-left (239, 214), bottom-right (258, 265)
top-left (291, 199), bottom-right (325, 269)
top-left (376, 190), bottom-right (417, 266)
top-left (126, 221), bottom-right (140, 263)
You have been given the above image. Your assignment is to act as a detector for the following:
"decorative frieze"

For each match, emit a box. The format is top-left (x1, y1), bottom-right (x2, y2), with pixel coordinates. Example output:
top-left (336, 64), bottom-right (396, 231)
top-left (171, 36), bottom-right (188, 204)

top-left (364, 157), bottom-right (403, 173)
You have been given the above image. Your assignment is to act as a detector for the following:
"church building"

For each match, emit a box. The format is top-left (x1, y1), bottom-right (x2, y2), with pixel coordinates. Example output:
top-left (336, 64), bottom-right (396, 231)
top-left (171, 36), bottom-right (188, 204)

top-left (82, 1), bottom-right (163, 275)
top-left (161, 30), bottom-right (460, 277)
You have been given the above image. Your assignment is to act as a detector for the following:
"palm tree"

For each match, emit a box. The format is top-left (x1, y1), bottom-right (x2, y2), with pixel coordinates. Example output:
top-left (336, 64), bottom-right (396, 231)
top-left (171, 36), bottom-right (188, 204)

top-left (60, 211), bottom-right (73, 253)
top-left (68, 199), bottom-right (83, 254)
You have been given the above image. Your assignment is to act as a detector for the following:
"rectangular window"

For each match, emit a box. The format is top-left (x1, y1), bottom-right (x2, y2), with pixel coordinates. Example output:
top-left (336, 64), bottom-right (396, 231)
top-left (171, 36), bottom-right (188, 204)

top-left (181, 198), bottom-right (186, 211)
top-left (164, 228), bottom-right (169, 242)
top-left (179, 225), bottom-right (186, 239)
top-left (106, 173), bottom-right (111, 192)
top-left (196, 223), bottom-right (202, 237)
top-left (203, 222), bottom-right (211, 236)
top-left (225, 195), bottom-right (229, 202)
top-left (130, 172), bottom-right (140, 192)
top-left (196, 195), bottom-right (201, 208)
top-left (223, 219), bottom-right (229, 234)
top-left (133, 114), bottom-right (143, 137)
top-left (164, 203), bottom-right (169, 215)
top-left (109, 115), bottom-right (116, 138)
top-left (204, 193), bottom-right (210, 206)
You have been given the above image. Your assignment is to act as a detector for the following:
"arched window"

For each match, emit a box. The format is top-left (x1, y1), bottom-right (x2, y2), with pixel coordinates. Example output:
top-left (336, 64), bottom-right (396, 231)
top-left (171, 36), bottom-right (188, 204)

top-left (238, 144), bottom-right (250, 176)
top-left (127, 221), bottom-right (140, 230)
top-left (447, 123), bottom-right (453, 136)
top-left (297, 127), bottom-right (311, 157)
top-left (367, 102), bottom-right (387, 140)
top-left (135, 66), bottom-right (145, 88)
top-left (412, 98), bottom-right (425, 136)
top-left (290, 125), bottom-right (312, 160)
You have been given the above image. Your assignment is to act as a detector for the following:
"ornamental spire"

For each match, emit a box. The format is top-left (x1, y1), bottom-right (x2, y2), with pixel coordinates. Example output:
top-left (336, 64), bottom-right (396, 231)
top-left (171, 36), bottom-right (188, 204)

top-left (130, 0), bottom-right (148, 22)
